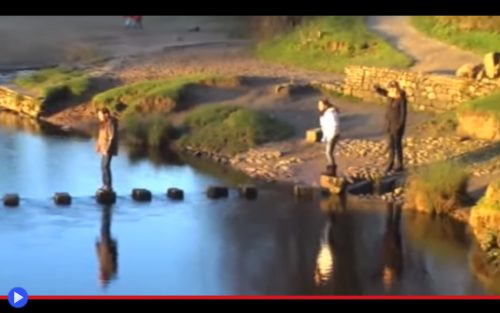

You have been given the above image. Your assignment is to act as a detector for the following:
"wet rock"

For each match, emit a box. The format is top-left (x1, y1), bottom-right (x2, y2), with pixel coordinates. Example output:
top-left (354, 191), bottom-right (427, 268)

top-left (167, 188), bottom-right (184, 200)
top-left (3, 193), bottom-right (19, 207)
top-left (238, 185), bottom-right (258, 200)
top-left (207, 186), bottom-right (229, 199)
top-left (132, 188), bottom-right (152, 202)
top-left (96, 189), bottom-right (116, 205)
top-left (320, 175), bottom-right (346, 195)
top-left (53, 192), bottom-right (72, 206)
top-left (347, 180), bottom-right (373, 195)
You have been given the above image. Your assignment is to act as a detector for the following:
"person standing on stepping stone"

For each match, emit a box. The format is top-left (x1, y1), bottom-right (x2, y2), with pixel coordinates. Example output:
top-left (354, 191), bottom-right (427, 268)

top-left (95, 108), bottom-right (119, 191)
top-left (318, 99), bottom-right (340, 176)
top-left (373, 80), bottom-right (407, 174)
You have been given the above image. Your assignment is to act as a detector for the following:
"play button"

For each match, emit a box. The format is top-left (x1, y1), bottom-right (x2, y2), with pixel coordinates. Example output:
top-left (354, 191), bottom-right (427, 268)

top-left (8, 287), bottom-right (28, 308)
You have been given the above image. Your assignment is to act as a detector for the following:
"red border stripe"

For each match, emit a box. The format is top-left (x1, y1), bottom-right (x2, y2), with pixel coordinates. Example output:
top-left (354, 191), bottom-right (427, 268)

top-left (0, 295), bottom-right (499, 300)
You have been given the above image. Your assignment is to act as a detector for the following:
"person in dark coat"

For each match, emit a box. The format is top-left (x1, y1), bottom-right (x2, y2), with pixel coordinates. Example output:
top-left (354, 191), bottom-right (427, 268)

top-left (373, 80), bottom-right (407, 174)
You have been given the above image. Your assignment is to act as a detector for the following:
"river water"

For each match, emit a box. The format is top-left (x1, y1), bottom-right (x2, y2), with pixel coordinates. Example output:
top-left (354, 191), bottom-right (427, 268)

top-left (0, 111), bottom-right (494, 295)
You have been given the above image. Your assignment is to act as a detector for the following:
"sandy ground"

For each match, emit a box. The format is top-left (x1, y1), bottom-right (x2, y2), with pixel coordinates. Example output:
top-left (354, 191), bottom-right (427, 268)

top-left (366, 16), bottom-right (481, 75)
top-left (0, 16), bottom-right (248, 69)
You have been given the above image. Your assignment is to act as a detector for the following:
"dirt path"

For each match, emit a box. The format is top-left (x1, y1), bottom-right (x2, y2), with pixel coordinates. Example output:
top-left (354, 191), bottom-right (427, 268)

top-left (366, 16), bottom-right (481, 75)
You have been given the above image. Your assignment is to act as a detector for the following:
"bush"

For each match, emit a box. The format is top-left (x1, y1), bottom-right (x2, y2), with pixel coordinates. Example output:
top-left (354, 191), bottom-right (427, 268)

top-left (179, 104), bottom-right (293, 156)
top-left (121, 114), bottom-right (174, 148)
top-left (405, 161), bottom-right (469, 215)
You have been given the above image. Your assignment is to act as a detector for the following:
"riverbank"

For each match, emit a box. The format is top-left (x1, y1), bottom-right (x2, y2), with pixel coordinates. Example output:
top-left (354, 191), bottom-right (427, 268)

top-left (16, 44), bottom-right (497, 204)
top-left (1, 18), bottom-right (499, 217)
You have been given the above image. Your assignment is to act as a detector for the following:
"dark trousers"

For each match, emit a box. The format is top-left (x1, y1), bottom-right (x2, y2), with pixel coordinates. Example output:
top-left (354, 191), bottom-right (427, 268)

top-left (101, 154), bottom-right (113, 189)
top-left (325, 135), bottom-right (339, 166)
top-left (386, 130), bottom-right (404, 171)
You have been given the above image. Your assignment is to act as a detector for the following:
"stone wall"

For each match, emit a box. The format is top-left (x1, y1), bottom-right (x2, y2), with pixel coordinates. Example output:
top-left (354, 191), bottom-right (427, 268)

top-left (339, 66), bottom-right (500, 112)
top-left (0, 85), bottom-right (44, 119)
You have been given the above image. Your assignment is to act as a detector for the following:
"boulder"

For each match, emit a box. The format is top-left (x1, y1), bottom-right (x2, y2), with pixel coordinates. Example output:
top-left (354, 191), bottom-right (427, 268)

top-left (484, 52), bottom-right (500, 79)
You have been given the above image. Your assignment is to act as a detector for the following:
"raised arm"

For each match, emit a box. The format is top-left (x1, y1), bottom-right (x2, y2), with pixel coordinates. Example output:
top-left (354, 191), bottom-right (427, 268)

top-left (373, 84), bottom-right (388, 97)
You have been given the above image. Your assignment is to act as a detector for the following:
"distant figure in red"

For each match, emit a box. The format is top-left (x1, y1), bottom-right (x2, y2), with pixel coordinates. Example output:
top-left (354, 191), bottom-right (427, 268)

top-left (131, 16), bottom-right (143, 29)
top-left (123, 16), bottom-right (143, 29)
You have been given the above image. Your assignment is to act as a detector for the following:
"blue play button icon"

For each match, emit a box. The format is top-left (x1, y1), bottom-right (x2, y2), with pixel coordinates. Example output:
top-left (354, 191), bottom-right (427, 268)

top-left (8, 287), bottom-right (28, 308)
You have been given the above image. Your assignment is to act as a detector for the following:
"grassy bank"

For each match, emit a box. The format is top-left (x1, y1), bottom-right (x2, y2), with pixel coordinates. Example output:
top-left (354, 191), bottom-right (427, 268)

top-left (179, 104), bottom-right (293, 156)
top-left (413, 111), bottom-right (458, 136)
top-left (256, 16), bottom-right (412, 73)
top-left (120, 114), bottom-right (175, 149)
top-left (92, 75), bottom-right (240, 116)
top-left (14, 66), bottom-right (90, 103)
top-left (405, 161), bottom-right (469, 215)
top-left (411, 16), bottom-right (500, 54)
top-left (459, 92), bottom-right (500, 116)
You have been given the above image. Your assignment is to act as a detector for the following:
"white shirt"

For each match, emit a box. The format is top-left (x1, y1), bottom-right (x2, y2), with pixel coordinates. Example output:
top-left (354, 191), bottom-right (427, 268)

top-left (319, 108), bottom-right (340, 141)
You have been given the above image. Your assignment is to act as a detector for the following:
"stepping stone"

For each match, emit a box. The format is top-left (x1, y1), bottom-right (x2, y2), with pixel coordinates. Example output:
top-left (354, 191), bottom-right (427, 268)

top-left (238, 185), bottom-right (258, 200)
top-left (3, 194), bottom-right (19, 207)
top-left (53, 192), bottom-right (72, 205)
top-left (167, 188), bottom-right (184, 200)
top-left (132, 188), bottom-right (152, 202)
top-left (206, 186), bottom-right (229, 199)
top-left (96, 189), bottom-right (116, 205)
top-left (320, 175), bottom-right (346, 195)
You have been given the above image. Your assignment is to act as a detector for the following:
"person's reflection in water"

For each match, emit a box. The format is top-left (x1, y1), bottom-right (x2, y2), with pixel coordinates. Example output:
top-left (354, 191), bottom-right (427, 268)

top-left (96, 205), bottom-right (118, 287)
top-left (382, 202), bottom-right (403, 291)
top-left (315, 195), bottom-right (348, 288)
top-left (314, 220), bottom-right (334, 286)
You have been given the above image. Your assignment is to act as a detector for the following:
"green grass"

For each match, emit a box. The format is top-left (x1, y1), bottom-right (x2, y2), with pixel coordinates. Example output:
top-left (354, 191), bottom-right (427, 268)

top-left (255, 16), bottom-right (412, 73)
top-left (413, 111), bottom-right (458, 136)
top-left (179, 104), bottom-right (294, 156)
top-left (411, 16), bottom-right (500, 55)
top-left (460, 92), bottom-right (500, 116)
top-left (120, 114), bottom-right (175, 148)
top-left (14, 66), bottom-right (90, 102)
top-left (406, 161), bottom-right (469, 215)
top-left (479, 201), bottom-right (500, 212)
top-left (93, 75), bottom-right (240, 116)
top-left (473, 181), bottom-right (500, 212)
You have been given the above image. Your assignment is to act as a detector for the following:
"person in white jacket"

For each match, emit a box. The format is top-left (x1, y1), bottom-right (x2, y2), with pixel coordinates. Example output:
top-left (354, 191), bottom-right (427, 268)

top-left (318, 99), bottom-right (340, 176)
